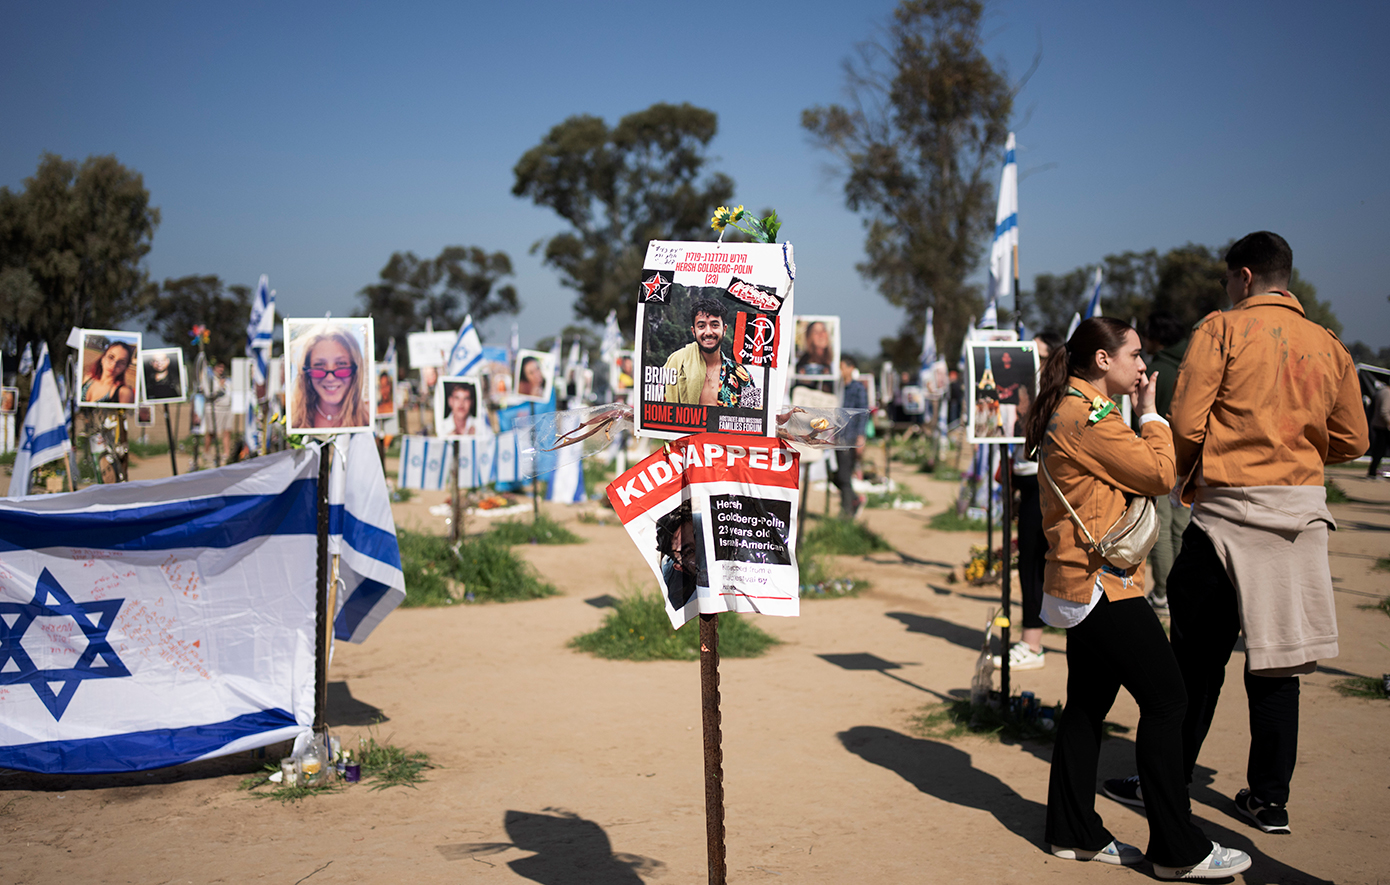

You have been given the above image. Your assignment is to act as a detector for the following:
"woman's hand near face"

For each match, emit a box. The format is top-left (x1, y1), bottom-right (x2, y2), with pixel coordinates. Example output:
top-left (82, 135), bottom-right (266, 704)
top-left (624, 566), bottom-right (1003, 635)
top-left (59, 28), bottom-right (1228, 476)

top-left (1136, 370), bottom-right (1159, 415)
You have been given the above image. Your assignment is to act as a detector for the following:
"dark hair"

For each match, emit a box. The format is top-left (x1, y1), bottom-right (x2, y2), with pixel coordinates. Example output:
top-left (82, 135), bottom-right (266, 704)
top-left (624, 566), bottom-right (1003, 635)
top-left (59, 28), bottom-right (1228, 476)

top-left (1024, 317), bottom-right (1135, 455)
top-left (655, 499), bottom-right (693, 560)
top-left (839, 354), bottom-right (857, 369)
top-left (690, 298), bottom-right (725, 326)
top-left (1225, 231), bottom-right (1292, 287)
top-left (1145, 310), bottom-right (1187, 349)
top-left (1034, 329), bottom-right (1065, 353)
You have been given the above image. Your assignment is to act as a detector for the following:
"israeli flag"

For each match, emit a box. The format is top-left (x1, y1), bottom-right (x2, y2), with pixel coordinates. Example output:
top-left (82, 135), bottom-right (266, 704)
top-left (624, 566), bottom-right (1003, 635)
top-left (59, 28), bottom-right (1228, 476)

top-left (544, 411), bottom-right (586, 503)
top-left (981, 295), bottom-right (998, 330)
top-left (920, 307), bottom-right (938, 372)
top-left (398, 436), bottom-right (452, 490)
top-left (455, 437), bottom-right (497, 489)
top-left (0, 450), bottom-right (321, 773)
top-left (987, 132), bottom-right (1018, 305)
top-left (446, 314), bottom-right (484, 377)
top-left (600, 309), bottom-right (621, 363)
top-left (327, 433), bottom-right (406, 643)
top-left (494, 430), bottom-right (521, 485)
top-left (1082, 266), bottom-right (1104, 319)
top-left (18, 343), bottom-right (34, 377)
top-left (7, 343), bottom-right (71, 497)
top-left (246, 275), bottom-right (275, 387)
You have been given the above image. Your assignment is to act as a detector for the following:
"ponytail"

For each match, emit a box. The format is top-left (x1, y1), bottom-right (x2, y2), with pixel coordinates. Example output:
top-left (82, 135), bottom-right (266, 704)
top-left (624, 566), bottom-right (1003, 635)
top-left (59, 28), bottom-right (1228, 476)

top-left (1023, 317), bottom-right (1134, 455)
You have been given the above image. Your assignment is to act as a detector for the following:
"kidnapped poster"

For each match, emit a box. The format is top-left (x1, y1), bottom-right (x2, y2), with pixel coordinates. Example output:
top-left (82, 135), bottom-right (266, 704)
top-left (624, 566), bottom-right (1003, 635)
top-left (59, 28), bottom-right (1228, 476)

top-left (633, 241), bottom-right (795, 440)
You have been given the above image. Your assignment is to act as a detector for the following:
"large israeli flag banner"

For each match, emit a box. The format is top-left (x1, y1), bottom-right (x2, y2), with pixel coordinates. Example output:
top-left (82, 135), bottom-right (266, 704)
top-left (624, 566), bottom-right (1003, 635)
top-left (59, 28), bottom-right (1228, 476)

top-left (398, 436), bottom-right (452, 490)
top-left (0, 449), bottom-right (321, 774)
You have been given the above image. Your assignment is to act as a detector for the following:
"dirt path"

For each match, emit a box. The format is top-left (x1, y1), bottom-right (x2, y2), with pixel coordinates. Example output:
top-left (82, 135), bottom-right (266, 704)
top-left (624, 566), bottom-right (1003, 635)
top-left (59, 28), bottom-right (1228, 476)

top-left (3, 449), bottom-right (1387, 884)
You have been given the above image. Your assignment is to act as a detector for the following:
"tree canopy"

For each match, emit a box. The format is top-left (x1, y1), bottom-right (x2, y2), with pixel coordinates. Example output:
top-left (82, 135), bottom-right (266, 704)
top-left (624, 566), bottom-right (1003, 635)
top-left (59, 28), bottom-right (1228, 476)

top-left (147, 275), bottom-right (252, 368)
top-left (513, 102), bottom-right (734, 331)
top-left (0, 153), bottom-right (160, 358)
top-left (1024, 243), bottom-right (1342, 337)
top-left (357, 246), bottom-right (519, 370)
top-left (802, 0), bottom-right (1013, 367)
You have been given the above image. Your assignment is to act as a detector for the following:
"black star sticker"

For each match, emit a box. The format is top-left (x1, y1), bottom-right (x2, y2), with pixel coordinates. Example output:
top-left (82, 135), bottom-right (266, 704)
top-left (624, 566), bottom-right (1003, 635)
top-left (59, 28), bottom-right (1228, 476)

top-left (0, 568), bottom-right (130, 721)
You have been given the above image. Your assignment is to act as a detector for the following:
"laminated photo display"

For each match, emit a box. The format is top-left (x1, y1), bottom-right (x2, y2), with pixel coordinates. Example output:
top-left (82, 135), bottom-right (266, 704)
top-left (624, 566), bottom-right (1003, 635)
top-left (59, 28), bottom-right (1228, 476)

top-left (606, 433), bottom-right (801, 630)
top-left (634, 240), bottom-right (795, 440)
top-left (965, 341), bottom-right (1039, 444)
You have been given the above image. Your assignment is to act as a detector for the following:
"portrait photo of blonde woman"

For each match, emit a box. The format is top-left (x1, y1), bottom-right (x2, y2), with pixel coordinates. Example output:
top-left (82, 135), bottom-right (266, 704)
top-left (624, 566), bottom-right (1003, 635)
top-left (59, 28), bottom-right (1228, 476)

top-left (283, 318), bottom-right (375, 435)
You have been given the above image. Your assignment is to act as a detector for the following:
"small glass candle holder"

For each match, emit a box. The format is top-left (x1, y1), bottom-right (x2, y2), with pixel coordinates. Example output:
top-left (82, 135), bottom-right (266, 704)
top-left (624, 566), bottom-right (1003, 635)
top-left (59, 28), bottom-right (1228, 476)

top-left (280, 756), bottom-right (299, 787)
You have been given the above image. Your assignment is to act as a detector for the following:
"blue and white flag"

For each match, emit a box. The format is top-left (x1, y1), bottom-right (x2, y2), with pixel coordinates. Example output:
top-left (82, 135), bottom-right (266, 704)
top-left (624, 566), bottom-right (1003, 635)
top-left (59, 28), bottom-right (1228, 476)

top-left (981, 294), bottom-right (999, 330)
top-left (1066, 311), bottom-right (1082, 340)
top-left (246, 275), bottom-right (275, 387)
top-left (1082, 266), bottom-right (1104, 320)
top-left (544, 411), bottom-right (586, 503)
top-left (600, 309), bottom-right (621, 364)
top-left (383, 336), bottom-right (397, 368)
top-left (17, 343), bottom-right (34, 377)
top-left (398, 436), bottom-right (452, 490)
top-left (0, 450), bottom-right (323, 773)
top-left (456, 436), bottom-right (498, 489)
top-left (920, 307), bottom-right (938, 372)
top-left (987, 132), bottom-right (1018, 305)
top-left (7, 344), bottom-right (71, 498)
top-left (494, 429), bottom-right (522, 485)
top-left (327, 433), bottom-right (406, 643)
top-left (446, 314), bottom-right (484, 377)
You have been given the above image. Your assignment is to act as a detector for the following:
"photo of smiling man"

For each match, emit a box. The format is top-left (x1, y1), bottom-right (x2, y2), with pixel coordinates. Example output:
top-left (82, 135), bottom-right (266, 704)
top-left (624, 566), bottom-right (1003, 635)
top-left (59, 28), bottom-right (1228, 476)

top-left (662, 298), bottom-right (751, 407)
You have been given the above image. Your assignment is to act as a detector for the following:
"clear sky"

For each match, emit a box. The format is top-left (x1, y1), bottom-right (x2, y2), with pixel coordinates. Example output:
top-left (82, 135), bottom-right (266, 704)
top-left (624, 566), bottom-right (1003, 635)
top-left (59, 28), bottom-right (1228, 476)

top-left (4, 1), bottom-right (1387, 355)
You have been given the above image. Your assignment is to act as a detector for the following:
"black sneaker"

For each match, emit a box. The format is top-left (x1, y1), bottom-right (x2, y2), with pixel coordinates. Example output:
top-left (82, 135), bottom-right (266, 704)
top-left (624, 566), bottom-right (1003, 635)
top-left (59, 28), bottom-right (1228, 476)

top-left (1236, 788), bottom-right (1290, 834)
top-left (1102, 775), bottom-right (1145, 809)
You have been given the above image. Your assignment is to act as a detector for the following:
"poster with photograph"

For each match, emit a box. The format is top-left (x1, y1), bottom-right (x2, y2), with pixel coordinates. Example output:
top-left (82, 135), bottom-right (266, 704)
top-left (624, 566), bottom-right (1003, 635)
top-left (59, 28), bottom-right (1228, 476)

top-left (513, 348), bottom-right (555, 404)
top-left (966, 341), bottom-right (1039, 444)
top-left (633, 240), bottom-right (795, 440)
top-left (77, 329), bottom-right (141, 408)
top-left (607, 433), bottom-right (801, 630)
top-left (479, 346), bottom-right (512, 404)
top-left (374, 355), bottom-right (400, 436)
top-left (434, 376), bottom-right (487, 439)
top-left (406, 330), bottom-right (456, 370)
top-left (138, 347), bottom-right (187, 403)
top-left (610, 349), bottom-right (635, 398)
top-left (793, 315), bottom-right (839, 379)
top-left (135, 405), bottom-right (155, 426)
top-left (1, 387), bottom-right (17, 414)
top-left (283, 318), bottom-right (375, 435)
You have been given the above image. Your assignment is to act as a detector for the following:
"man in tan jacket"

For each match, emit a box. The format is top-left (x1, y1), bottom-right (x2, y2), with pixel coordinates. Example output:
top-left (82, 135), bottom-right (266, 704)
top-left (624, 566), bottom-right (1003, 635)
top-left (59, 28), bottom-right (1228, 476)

top-left (1105, 232), bottom-right (1367, 835)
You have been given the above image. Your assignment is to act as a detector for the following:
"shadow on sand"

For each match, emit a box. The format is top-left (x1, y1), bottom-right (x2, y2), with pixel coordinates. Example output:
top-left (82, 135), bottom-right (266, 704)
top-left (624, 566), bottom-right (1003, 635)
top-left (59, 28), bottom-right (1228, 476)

top-left (436, 808), bottom-right (663, 884)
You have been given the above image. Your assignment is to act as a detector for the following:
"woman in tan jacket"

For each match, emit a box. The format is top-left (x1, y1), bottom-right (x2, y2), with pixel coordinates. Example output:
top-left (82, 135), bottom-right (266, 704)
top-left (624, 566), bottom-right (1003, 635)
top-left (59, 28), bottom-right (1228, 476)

top-left (1026, 318), bottom-right (1249, 880)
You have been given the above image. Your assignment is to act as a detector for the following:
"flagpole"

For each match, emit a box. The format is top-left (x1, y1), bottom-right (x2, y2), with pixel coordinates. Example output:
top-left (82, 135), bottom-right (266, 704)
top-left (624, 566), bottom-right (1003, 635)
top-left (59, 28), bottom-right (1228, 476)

top-left (450, 440), bottom-right (462, 543)
top-left (164, 405), bottom-right (178, 476)
top-left (999, 448), bottom-right (1013, 702)
top-left (314, 441), bottom-right (333, 734)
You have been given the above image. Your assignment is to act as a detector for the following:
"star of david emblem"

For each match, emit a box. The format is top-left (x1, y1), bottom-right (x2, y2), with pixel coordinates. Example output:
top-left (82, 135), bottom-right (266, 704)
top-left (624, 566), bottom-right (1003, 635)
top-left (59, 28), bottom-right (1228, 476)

top-left (639, 271), bottom-right (671, 302)
top-left (0, 568), bottom-right (130, 721)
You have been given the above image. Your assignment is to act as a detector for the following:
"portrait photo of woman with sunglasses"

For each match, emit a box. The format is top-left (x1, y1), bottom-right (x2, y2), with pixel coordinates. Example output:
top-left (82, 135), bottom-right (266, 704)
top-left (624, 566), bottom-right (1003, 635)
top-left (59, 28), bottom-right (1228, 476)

top-left (284, 318), bottom-right (375, 434)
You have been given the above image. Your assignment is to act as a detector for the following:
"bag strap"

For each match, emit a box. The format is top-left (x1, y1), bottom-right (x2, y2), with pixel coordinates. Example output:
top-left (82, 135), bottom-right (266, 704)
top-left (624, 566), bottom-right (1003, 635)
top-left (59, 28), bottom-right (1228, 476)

top-left (1039, 454), bottom-right (1101, 550)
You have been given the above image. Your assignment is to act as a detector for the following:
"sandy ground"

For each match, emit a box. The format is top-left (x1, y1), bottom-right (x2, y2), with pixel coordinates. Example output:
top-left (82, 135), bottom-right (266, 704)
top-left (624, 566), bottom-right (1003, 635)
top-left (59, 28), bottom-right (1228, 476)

top-left (3, 440), bottom-right (1388, 885)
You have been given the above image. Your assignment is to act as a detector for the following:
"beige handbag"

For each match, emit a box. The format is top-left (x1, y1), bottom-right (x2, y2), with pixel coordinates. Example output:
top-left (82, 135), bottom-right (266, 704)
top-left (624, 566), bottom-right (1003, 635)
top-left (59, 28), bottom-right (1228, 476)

top-left (1040, 457), bottom-right (1158, 570)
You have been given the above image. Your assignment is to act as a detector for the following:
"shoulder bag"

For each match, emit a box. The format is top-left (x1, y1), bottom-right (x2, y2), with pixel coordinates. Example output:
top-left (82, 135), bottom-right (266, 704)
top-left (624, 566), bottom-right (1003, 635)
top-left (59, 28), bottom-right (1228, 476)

top-left (1039, 455), bottom-right (1158, 570)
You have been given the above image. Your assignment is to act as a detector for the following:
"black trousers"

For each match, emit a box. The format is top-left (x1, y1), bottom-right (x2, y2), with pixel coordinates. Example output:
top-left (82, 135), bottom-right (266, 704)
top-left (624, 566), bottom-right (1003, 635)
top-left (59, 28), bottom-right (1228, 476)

top-left (1046, 595), bottom-right (1211, 867)
top-left (1015, 473), bottom-right (1047, 630)
top-left (1168, 523), bottom-right (1301, 805)
top-left (834, 448), bottom-right (858, 517)
top-left (1369, 427), bottom-right (1389, 476)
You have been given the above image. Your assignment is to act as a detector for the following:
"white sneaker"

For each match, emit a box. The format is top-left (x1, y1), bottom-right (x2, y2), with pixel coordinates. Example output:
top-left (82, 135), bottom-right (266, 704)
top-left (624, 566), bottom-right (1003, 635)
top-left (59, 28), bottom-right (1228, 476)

top-left (991, 641), bottom-right (1045, 670)
top-left (1153, 842), bottom-right (1253, 880)
top-left (1051, 840), bottom-right (1143, 865)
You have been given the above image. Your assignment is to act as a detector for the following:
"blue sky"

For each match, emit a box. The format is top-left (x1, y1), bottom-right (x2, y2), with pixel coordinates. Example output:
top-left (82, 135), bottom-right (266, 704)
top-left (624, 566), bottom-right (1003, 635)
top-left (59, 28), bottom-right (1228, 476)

top-left (4, 1), bottom-right (1387, 355)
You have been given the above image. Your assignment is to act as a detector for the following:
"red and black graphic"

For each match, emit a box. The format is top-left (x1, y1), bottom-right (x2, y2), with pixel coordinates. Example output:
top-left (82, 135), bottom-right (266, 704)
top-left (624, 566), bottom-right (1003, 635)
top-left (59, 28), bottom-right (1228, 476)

top-left (639, 270), bottom-right (674, 303)
top-left (733, 313), bottom-right (778, 368)
top-left (726, 277), bottom-right (781, 312)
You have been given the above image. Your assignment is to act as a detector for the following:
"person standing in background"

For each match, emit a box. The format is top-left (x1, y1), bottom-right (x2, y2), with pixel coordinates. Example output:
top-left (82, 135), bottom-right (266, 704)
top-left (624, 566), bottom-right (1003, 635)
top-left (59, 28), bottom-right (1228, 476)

top-left (1141, 311), bottom-right (1192, 612)
top-left (834, 356), bottom-right (869, 517)
top-left (1368, 381), bottom-right (1390, 478)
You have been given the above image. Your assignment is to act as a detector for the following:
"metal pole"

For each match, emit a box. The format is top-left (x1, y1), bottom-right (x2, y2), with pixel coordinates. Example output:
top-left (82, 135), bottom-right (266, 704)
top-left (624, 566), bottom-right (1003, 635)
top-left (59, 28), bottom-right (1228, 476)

top-left (313, 442), bottom-right (332, 733)
top-left (985, 444), bottom-right (995, 573)
top-left (164, 404), bottom-right (178, 476)
top-left (883, 423), bottom-right (892, 485)
top-left (450, 439), bottom-right (462, 543)
top-left (1000, 450), bottom-right (1013, 703)
top-left (530, 402), bottom-right (539, 518)
top-left (699, 613), bottom-right (726, 885)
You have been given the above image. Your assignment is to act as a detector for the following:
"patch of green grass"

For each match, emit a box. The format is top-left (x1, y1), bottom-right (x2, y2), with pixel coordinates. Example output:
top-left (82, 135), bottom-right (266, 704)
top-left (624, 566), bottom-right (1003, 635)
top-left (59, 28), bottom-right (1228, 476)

top-left (1373, 558), bottom-right (1390, 573)
top-left (487, 514), bottom-right (584, 545)
top-left (800, 517), bottom-right (891, 556)
top-left (355, 733), bottom-right (434, 790)
top-left (569, 590), bottom-right (780, 661)
top-left (127, 440), bottom-right (169, 458)
top-left (1325, 479), bottom-right (1350, 503)
top-left (0, 451), bottom-right (16, 467)
top-left (1333, 676), bottom-right (1389, 700)
top-left (390, 486), bottom-right (415, 503)
top-left (929, 465), bottom-right (962, 482)
top-left (576, 509), bottom-right (621, 526)
top-left (583, 457), bottom-right (616, 490)
top-left (798, 549), bottom-right (867, 599)
top-left (239, 769), bottom-right (343, 802)
top-left (929, 510), bottom-right (987, 532)
top-left (397, 529), bottom-right (558, 606)
top-left (864, 487), bottom-right (924, 509)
